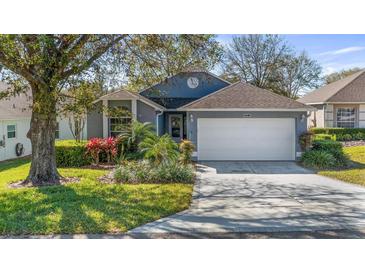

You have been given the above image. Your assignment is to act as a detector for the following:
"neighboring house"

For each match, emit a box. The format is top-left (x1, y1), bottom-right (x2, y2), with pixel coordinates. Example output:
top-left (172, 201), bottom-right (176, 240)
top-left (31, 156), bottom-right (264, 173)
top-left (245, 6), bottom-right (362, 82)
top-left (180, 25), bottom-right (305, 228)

top-left (0, 82), bottom-right (86, 161)
top-left (89, 69), bottom-right (313, 161)
top-left (298, 70), bottom-right (365, 129)
top-left (0, 83), bottom-right (32, 161)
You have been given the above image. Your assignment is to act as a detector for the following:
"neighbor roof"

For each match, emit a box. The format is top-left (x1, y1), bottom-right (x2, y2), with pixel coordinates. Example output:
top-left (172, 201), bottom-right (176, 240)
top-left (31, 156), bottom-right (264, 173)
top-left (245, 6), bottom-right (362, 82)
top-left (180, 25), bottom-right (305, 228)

top-left (298, 70), bottom-right (365, 104)
top-left (179, 81), bottom-right (313, 110)
top-left (0, 82), bottom-right (32, 120)
top-left (95, 89), bottom-right (165, 110)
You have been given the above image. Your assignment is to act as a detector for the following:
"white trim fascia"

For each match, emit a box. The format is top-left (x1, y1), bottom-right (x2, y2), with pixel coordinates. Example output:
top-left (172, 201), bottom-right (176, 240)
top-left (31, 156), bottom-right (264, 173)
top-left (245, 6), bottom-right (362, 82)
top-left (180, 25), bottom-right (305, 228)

top-left (326, 102), bottom-right (365, 104)
top-left (180, 108), bottom-right (315, 112)
top-left (94, 90), bottom-right (164, 111)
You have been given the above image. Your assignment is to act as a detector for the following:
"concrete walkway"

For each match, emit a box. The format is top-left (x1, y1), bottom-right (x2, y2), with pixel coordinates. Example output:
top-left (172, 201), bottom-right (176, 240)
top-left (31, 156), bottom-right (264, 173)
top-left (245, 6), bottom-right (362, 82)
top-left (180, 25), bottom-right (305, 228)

top-left (129, 162), bottom-right (365, 237)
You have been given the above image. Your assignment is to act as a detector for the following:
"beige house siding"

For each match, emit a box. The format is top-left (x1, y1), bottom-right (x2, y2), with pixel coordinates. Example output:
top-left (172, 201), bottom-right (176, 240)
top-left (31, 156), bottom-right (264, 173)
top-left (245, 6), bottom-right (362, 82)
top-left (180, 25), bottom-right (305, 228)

top-left (308, 104), bottom-right (324, 128)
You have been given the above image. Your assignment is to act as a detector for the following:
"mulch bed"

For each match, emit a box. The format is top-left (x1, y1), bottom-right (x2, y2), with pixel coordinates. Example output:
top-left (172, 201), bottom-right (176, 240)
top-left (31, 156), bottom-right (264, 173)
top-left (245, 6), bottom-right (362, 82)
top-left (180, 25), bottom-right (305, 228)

top-left (340, 140), bottom-right (365, 147)
top-left (8, 177), bottom-right (81, 189)
top-left (81, 164), bottom-right (116, 170)
top-left (98, 171), bottom-right (117, 184)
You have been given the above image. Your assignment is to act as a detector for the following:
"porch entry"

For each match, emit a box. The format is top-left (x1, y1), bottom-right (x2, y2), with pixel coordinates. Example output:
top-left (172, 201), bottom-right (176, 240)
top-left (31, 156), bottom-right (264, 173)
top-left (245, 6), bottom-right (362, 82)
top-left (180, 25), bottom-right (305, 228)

top-left (168, 113), bottom-right (186, 142)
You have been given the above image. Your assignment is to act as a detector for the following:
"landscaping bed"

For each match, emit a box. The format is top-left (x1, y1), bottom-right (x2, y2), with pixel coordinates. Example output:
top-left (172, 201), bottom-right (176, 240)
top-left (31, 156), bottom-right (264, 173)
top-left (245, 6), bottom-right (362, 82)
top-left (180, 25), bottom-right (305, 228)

top-left (0, 158), bottom-right (193, 235)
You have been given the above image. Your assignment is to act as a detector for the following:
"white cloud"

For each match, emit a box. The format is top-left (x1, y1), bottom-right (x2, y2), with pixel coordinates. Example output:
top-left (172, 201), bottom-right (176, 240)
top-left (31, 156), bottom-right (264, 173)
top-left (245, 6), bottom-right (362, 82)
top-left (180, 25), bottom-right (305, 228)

top-left (319, 46), bottom-right (365, 56)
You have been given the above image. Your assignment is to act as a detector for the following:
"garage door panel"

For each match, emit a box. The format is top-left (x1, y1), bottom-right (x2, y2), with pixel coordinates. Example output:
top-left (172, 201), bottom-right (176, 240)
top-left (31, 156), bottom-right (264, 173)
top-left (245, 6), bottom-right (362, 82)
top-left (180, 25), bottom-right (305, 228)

top-left (197, 118), bottom-right (295, 161)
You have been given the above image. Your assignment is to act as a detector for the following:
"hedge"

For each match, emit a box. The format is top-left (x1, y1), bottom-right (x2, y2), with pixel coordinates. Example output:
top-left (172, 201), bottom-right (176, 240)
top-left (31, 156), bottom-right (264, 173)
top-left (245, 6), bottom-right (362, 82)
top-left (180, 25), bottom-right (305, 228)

top-left (310, 128), bottom-right (365, 135)
top-left (310, 128), bottom-right (365, 141)
top-left (55, 140), bottom-right (91, 167)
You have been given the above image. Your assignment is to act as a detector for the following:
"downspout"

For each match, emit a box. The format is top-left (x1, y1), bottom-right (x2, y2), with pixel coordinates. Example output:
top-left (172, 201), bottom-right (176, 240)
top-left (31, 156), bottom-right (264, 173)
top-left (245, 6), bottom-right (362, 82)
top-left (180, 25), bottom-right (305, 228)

top-left (156, 110), bottom-right (163, 136)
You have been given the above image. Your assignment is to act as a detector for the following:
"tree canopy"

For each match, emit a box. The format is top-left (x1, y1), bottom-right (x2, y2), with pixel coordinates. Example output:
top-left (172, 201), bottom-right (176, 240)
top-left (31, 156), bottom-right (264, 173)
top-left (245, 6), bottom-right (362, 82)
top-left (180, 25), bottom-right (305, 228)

top-left (325, 67), bottom-right (363, 84)
top-left (122, 34), bottom-right (223, 90)
top-left (221, 35), bottom-right (322, 99)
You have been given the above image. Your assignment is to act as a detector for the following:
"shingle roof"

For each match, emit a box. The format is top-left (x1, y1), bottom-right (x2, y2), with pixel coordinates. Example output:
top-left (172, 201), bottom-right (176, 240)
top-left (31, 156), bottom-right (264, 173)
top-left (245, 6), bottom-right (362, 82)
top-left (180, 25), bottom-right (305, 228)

top-left (179, 81), bottom-right (313, 110)
top-left (0, 82), bottom-right (32, 120)
top-left (298, 70), bottom-right (365, 104)
top-left (95, 89), bottom-right (165, 110)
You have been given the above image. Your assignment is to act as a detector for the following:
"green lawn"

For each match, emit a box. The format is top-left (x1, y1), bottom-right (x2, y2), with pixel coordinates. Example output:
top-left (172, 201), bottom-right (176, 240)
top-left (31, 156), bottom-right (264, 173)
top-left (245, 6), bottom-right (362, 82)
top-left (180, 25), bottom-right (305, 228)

top-left (0, 158), bottom-right (193, 235)
top-left (319, 146), bottom-right (365, 187)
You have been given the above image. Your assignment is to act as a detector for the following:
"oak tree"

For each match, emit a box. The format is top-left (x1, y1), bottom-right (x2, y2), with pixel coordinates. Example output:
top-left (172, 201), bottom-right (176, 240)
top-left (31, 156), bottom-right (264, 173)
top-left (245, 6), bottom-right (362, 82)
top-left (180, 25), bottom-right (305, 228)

top-left (0, 34), bottom-right (126, 185)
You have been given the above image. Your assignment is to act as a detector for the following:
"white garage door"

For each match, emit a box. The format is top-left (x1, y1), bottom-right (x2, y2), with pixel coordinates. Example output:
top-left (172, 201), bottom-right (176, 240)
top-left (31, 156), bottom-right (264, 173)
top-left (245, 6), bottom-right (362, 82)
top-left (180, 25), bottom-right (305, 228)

top-left (197, 118), bottom-right (295, 161)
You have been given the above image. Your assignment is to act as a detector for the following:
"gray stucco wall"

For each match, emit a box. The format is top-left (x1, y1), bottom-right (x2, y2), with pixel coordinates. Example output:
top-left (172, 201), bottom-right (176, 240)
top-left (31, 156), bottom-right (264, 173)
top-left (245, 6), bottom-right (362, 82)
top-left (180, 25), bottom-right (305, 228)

top-left (87, 101), bottom-right (103, 138)
top-left (137, 100), bottom-right (156, 125)
top-left (186, 111), bottom-right (308, 159)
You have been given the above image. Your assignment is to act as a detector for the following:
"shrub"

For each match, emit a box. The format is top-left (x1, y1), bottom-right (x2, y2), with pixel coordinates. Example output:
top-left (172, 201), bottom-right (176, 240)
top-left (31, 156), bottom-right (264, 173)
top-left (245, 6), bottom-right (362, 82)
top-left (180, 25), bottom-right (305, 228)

top-left (354, 132), bottom-right (365, 140)
top-left (311, 128), bottom-right (365, 141)
top-left (312, 140), bottom-right (343, 152)
top-left (301, 150), bottom-right (337, 169)
top-left (55, 140), bottom-right (91, 167)
top-left (179, 139), bottom-right (195, 165)
top-left (114, 160), bottom-right (195, 184)
top-left (86, 138), bottom-right (104, 165)
top-left (101, 137), bottom-right (118, 163)
top-left (299, 132), bottom-right (314, 151)
top-left (139, 134), bottom-right (179, 165)
top-left (342, 134), bottom-right (353, 141)
top-left (313, 134), bottom-right (336, 141)
top-left (311, 140), bottom-right (349, 167)
top-left (310, 128), bottom-right (365, 135)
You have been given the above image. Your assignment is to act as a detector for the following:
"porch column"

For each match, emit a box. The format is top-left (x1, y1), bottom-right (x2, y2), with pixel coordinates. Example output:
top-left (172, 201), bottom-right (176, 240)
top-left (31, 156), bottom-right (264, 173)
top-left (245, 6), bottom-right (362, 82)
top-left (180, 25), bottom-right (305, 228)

top-left (131, 99), bottom-right (137, 121)
top-left (102, 100), bottom-right (108, 138)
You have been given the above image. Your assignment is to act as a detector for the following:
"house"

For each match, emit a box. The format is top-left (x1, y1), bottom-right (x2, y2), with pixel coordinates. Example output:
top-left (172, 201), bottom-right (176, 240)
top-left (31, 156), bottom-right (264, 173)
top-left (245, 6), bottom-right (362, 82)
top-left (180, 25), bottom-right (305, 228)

top-left (89, 69), bottom-right (313, 161)
top-left (0, 82), bottom-right (87, 161)
top-left (1, 69), bottom-right (313, 162)
top-left (298, 70), bottom-right (365, 129)
top-left (0, 82), bottom-right (32, 161)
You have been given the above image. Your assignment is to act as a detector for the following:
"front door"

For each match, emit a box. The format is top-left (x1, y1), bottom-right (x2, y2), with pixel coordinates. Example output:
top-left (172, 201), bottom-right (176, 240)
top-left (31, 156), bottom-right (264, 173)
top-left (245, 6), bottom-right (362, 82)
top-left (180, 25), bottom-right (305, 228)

top-left (169, 114), bottom-right (183, 142)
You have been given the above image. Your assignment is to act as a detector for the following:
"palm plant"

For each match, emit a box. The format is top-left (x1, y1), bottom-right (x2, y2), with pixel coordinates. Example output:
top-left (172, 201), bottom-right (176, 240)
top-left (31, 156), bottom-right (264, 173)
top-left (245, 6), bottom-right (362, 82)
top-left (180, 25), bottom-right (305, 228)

top-left (118, 121), bottom-right (155, 156)
top-left (139, 134), bottom-right (179, 165)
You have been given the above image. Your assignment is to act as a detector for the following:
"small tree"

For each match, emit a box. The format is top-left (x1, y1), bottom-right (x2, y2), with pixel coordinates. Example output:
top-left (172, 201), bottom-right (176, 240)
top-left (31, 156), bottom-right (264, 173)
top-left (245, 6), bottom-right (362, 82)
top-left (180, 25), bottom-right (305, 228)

top-left (60, 82), bottom-right (100, 142)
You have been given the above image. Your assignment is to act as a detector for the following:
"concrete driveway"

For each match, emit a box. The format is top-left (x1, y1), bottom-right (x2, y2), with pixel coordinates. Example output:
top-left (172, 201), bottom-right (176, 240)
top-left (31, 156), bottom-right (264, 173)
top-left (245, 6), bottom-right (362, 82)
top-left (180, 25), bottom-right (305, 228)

top-left (129, 162), bottom-right (365, 238)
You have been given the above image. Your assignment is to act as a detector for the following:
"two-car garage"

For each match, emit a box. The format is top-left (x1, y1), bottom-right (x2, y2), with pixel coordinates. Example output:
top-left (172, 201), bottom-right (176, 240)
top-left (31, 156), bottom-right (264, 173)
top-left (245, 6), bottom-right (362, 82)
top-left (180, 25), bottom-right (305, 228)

top-left (197, 118), bottom-right (296, 161)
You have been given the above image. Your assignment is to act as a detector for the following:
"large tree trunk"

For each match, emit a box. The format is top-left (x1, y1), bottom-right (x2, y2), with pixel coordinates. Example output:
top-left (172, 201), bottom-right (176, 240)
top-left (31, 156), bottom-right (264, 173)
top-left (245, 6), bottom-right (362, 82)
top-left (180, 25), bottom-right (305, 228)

top-left (26, 87), bottom-right (60, 186)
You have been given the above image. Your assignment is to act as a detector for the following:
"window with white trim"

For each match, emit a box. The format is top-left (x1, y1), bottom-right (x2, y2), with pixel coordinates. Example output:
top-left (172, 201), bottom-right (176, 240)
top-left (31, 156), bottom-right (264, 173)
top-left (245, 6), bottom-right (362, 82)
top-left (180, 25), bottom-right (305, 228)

top-left (7, 124), bottom-right (16, 139)
top-left (109, 107), bottom-right (132, 137)
top-left (336, 107), bottom-right (356, 128)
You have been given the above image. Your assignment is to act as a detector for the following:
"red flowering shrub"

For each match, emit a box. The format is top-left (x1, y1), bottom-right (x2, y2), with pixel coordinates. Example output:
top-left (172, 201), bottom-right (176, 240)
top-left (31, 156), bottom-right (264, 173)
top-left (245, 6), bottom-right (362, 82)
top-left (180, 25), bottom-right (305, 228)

top-left (101, 137), bottom-right (118, 163)
top-left (86, 138), bottom-right (103, 165)
top-left (86, 137), bottom-right (118, 165)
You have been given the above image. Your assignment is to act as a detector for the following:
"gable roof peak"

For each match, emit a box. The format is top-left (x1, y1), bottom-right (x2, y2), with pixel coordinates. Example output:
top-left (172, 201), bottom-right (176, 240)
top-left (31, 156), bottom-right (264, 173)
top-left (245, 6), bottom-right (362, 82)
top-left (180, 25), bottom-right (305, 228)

top-left (298, 69), bottom-right (365, 104)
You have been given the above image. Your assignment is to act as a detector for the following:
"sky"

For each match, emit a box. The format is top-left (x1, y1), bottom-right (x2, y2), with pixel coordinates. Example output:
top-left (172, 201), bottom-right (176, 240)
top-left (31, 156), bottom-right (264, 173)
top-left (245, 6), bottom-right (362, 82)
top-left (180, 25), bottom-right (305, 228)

top-left (217, 34), bottom-right (365, 75)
